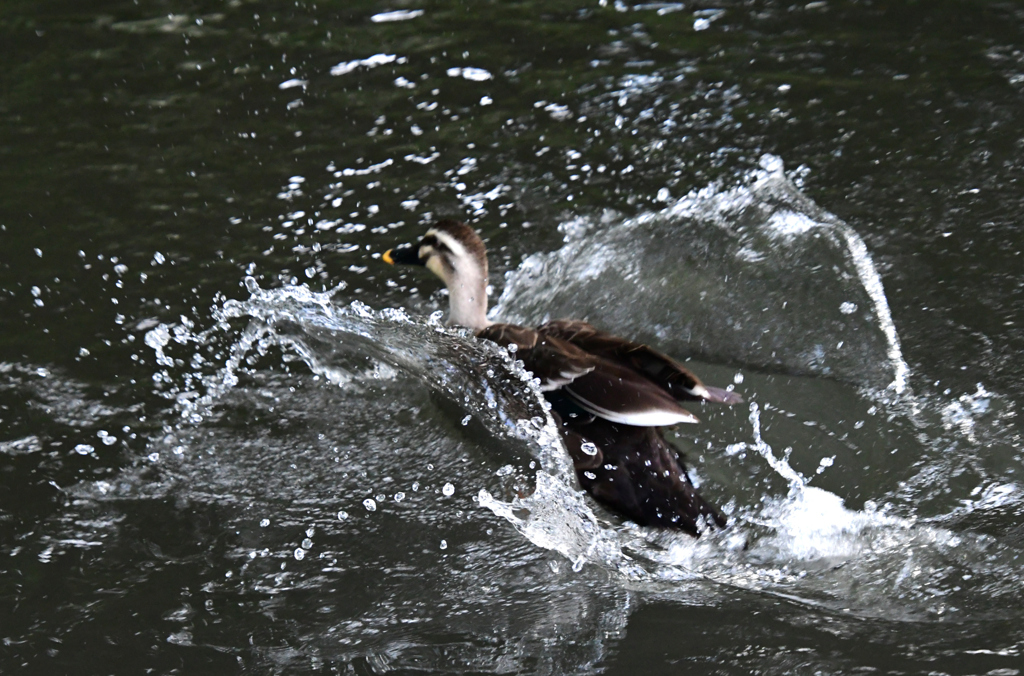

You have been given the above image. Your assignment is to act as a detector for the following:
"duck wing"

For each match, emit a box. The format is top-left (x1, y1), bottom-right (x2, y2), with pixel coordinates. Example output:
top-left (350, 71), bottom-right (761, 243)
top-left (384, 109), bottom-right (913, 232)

top-left (479, 322), bottom-right (725, 535)
top-left (478, 323), bottom-right (698, 426)
top-left (477, 323), bottom-right (594, 390)
top-left (550, 404), bottom-right (726, 535)
top-left (539, 319), bottom-right (743, 405)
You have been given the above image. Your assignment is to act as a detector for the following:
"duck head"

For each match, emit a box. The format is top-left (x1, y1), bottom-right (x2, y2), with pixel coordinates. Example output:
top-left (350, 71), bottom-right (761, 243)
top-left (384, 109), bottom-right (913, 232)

top-left (383, 220), bottom-right (491, 329)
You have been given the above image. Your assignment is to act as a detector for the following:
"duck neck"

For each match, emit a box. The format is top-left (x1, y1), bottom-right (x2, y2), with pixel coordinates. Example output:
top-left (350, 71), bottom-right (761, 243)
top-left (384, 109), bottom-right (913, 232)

top-left (446, 268), bottom-right (490, 330)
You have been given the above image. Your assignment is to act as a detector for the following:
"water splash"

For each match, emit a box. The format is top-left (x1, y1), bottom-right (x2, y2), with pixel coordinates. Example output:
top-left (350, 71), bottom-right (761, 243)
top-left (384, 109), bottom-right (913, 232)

top-left (493, 154), bottom-right (911, 396)
top-left (143, 279), bottom-right (557, 452)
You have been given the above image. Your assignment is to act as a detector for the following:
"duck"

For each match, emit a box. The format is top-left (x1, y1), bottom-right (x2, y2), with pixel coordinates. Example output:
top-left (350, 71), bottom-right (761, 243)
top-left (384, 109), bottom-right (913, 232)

top-left (382, 219), bottom-right (741, 536)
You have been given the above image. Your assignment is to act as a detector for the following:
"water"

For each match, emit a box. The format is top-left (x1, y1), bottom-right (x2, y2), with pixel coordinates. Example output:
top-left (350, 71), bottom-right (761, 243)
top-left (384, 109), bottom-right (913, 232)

top-left (4, 1), bottom-right (1024, 674)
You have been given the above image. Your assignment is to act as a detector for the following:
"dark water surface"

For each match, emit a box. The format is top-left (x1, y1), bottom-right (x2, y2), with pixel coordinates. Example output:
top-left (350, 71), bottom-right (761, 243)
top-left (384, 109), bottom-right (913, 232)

top-left (3, 1), bottom-right (1024, 673)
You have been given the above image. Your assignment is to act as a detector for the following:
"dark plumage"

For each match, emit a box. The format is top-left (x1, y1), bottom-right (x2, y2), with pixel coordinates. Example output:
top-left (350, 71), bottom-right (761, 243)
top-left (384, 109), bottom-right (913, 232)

top-left (383, 220), bottom-right (740, 536)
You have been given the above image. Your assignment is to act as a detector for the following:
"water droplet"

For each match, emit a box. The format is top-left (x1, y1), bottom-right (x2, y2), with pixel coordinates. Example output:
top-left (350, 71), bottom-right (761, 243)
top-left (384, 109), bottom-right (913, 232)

top-left (442, 483), bottom-right (455, 497)
top-left (411, 482), bottom-right (420, 492)
top-left (144, 325), bottom-right (171, 351)
top-left (73, 444), bottom-right (94, 456)
top-left (839, 301), bottom-right (857, 315)
top-left (294, 548), bottom-right (305, 560)
top-left (260, 518), bottom-right (270, 527)
top-left (363, 498), bottom-right (377, 511)
top-left (244, 276), bottom-right (260, 294)
top-left (393, 492), bottom-right (405, 502)
top-left (580, 442), bottom-right (598, 456)
top-left (337, 510), bottom-right (349, 521)
top-left (460, 415), bottom-right (471, 426)
top-left (439, 540), bottom-right (448, 550)
top-left (301, 538), bottom-right (313, 549)
top-left (305, 527), bottom-right (315, 537)
top-left (815, 456), bottom-right (836, 474)
top-left (733, 372), bottom-right (745, 384)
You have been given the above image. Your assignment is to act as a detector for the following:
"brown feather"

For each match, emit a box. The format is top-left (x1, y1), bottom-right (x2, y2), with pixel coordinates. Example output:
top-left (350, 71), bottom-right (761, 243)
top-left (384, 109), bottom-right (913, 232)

top-left (478, 324), bottom-right (595, 391)
top-left (560, 355), bottom-right (699, 425)
top-left (480, 323), bottom-right (695, 422)
top-left (540, 320), bottom-right (743, 404)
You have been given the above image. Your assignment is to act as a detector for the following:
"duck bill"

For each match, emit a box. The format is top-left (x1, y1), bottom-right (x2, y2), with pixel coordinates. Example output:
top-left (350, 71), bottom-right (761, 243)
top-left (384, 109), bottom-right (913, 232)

top-left (382, 244), bottom-right (423, 266)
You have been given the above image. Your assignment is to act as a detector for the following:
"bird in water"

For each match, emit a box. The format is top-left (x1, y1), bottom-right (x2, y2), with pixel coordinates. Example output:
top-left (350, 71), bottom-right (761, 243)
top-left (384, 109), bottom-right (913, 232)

top-left (383, 220), bottom-right (741, 536)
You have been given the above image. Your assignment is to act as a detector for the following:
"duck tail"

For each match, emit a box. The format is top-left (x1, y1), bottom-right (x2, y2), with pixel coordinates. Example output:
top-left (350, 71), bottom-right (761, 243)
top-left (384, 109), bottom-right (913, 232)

top-left (699, 385), bottom-right (744, 405)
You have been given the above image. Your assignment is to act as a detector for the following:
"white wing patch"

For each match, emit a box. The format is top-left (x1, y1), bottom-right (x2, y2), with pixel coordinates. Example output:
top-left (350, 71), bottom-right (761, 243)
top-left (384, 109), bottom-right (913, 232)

top-left (537, 365), bottom-right (595, 392)
top-left (565, 390), bottom-right (699, 426)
